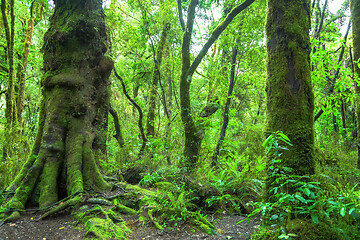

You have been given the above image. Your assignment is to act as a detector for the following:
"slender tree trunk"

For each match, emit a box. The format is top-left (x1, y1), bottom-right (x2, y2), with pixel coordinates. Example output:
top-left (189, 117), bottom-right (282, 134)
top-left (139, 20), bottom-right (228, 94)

top-left (212, 38), bottom-right (239, 166)
top-left (266, 0), bottom-right (315, 181)
top-left (164, 44), bottom-right (173, 164)
top-left (3, 0), bottom-right (113, 221)
top-left (16, 0), bottom-right (36, 128)
top-left (3, 0), bottom-right (16, 126)
top-left (340, 98), bottom-right (346, 130)
top-left (2, 0), bottom-right (17, 160)
top-left (146, 23), bottom-right (170, 137)
top-left (351, 0), bottom-right (360, 167)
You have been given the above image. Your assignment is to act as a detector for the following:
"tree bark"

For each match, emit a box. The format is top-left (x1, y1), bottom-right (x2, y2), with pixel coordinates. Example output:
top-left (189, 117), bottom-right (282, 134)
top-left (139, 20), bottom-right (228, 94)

top-left (2, 0), bottom-right (17, 160)
top-left (2, 0), bottom-right (16, 127)
top-left (3, 0), bottom-right (112, 220)
top-left (351, 0), bottom-right (360, 167)
top-left (266, 0), bottom-right (315, 180)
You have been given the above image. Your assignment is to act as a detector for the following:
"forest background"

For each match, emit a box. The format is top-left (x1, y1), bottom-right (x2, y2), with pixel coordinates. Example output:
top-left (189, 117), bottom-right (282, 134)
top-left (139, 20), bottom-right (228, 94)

top-left (1, 0), bottom-right (360, 239)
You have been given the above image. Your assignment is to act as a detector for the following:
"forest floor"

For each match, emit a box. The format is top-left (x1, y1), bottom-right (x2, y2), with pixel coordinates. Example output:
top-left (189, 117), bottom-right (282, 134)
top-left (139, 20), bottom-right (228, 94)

top-left (0, 211), bottom-right (260, 239)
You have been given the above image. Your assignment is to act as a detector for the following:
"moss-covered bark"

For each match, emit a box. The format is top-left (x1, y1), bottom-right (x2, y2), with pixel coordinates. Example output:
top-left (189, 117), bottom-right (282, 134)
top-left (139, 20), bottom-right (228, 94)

top-left (351, 0), bottom-right (360, 167)
top-left (265, 0), bottom-right (314, 176)
top-left (2, 0), bottom-right (112, 220)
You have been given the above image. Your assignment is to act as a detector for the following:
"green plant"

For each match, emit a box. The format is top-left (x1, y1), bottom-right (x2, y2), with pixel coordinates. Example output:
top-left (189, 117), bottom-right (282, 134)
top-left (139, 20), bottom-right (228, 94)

top-left (139, 172), bottom-right (163, 187)
top-left (206, 194), bottom-right (241, 214)
top-left (244, 132), bottom-right (360, 239)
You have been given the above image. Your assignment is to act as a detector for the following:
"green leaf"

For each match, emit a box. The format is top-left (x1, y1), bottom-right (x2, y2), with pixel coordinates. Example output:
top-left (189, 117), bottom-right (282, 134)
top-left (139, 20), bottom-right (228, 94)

top-left (263, 134), bottom-right (274, 148)
top-left (311, 214), bottom-right (319, 224)
top-left (349, 208), bottom-right (355, 215)
top-left (303, 188), bottom-right (311, 196)
top-left (340, 207), bottom-right (346, 217)
top-left (295, 195), bottom-right (307, 204)
top-left (277, 132), bottom-right (290, 142)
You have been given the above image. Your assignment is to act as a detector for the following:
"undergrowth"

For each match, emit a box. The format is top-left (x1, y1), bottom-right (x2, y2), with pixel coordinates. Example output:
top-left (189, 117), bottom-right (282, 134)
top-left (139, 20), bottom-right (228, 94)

top-left (247, 132), bottom-right (360, 240)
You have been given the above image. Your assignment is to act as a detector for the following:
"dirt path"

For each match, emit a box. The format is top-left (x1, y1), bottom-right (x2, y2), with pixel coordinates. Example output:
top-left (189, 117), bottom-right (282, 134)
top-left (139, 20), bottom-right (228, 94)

top-left (0, 213), bottom-right (260, 240)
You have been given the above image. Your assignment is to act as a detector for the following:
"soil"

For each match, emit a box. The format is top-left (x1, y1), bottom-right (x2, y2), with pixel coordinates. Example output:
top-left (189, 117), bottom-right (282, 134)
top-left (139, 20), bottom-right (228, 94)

top-left (0, 212), bottom-right (260, 240)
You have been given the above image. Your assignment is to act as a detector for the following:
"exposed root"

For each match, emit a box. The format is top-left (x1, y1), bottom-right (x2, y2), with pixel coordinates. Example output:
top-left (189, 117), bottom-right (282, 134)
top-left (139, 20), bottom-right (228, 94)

top-left (38, 192), bottom-right (83, 221)
top-left (3, 210), bottom-right (21, 223)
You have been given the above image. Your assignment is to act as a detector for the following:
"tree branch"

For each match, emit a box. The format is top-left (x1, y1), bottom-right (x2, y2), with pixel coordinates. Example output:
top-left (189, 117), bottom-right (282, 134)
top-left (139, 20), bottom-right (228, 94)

top-left (187, 0), bottom-right (255, 77)
top-left (181, 0), bottom-right (198, 75)
top-left (113, 68), bottom-right (147, 155)
top-left (109, 104), bottom-right (125, 148)
top-left (177, 0), bottom-right (185, 31)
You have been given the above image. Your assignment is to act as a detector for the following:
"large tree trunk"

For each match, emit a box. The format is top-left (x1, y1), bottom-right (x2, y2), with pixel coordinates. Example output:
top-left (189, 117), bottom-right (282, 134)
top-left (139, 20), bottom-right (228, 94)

top-left (351, 0), bottom-right (360, 168)
top-left (266, 0), bottom-right (315, 178)
top-left (3, 0), bottom-right (113, 220)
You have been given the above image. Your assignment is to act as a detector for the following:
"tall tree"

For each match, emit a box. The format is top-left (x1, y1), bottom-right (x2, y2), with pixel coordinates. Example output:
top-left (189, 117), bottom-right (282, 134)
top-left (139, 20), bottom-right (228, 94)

top-left (265, 0), bottom-right (314, 178)
top-left (179, 0), bottom-right (255, 171)
top-left (146, 23), bottom-right (170, 138)
top-left (2, 0), bottom-right (17, 159)
top-left (2, 0), bottom-right (113, 221)
top-left (351, 0), bottom-right (360, 167)
top-left (212, 39), bottom-right (239, 166)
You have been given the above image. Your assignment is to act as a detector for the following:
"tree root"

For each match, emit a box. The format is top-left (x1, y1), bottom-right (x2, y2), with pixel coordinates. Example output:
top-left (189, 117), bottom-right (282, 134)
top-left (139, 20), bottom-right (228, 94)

top-left (2, 181), bottom-right (216, 238)
top-left (37, 192), bottom-right (83, 221)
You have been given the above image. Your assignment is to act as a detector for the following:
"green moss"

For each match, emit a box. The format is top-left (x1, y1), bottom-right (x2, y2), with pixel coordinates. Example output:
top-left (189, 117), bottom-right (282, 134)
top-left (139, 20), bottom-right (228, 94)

top-left (251, 219), bottom-right (341, 240)
top-left (74, 204), bottom-right (130, 240)
top-left (265, 0), bottom-right (314, 178)
top-left (286, 219), bottom-right (341, 240)
top-left (66, 127), bottom-right (84, 196)
top-left (82, 135), bottom-right (110, 192)
top-left (83, 217), bottom-right (129, 240)
top-left (114, 200), bottom-right (137, 214)
top-left (39, 155), bottom-right (63, 208)
top-left (43, 69), bottom-right (85, 89)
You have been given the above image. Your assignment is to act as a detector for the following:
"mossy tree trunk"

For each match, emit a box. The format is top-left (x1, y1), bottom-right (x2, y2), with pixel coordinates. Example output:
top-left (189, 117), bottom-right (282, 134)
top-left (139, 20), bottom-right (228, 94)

top-left (3, 0), bottom-right (113, 220)
top-left (351, 0), bottom-right (360, 167)
top-left (265, 0), bottom-right (315, 179)
top-left (2, 0), bottom-right (17, 160)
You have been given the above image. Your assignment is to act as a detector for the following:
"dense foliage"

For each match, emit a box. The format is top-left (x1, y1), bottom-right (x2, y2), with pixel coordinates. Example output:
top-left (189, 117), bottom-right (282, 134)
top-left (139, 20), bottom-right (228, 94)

top-left (1, 0), bottom-right (360, 239)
